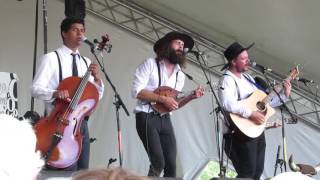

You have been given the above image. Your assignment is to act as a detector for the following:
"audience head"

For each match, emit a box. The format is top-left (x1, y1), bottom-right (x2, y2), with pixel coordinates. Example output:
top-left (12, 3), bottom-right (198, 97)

top-left (72, 167), bottom-right (149, 180)
top-left (0, 114), bottom-right (44, 180)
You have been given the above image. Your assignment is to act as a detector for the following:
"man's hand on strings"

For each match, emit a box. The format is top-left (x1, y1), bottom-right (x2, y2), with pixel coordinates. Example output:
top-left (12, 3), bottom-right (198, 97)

top-left (194, 86), bottom-right (205, 98)
top-left (53, 90), bottom-right (71, 102)
top-left (283, 79), bottom-right (292, 97)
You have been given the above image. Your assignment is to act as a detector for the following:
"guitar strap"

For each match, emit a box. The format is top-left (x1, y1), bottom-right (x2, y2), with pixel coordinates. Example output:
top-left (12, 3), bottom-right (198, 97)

top-left (54, 51), bottom-right (89, 83)
top-left (223, 73), bottom-right (267, 101)
top-left (242, 74), bottom-right (266, 92)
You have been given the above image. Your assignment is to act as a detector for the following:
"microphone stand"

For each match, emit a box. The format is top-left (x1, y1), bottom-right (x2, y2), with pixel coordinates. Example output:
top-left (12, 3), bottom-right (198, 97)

top-left (208, 63), bottom-right (226, 69)
top-left (89, 47), bottom-right (130, 167)
top-left (261, 70), bottom-right (297, 172)
top-left (191, 53), bottom-right (229, 177)
top-left (30, 0), bottom-right (47, 111)
top-left (30, 0), bottom-right (39, 111)
top-left (43, 0), bottom-right (48, 54)
top-left (274, 145), bottom-right (284, 176)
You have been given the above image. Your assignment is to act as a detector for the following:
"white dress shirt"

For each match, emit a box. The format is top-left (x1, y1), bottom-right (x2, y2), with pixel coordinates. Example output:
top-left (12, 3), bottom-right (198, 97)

top-left (131, 58), bottom-right (185, 113)
top-left (218, 70), bottom-right (287, 119)
top-left (31, 45), bottom-right (104, 114)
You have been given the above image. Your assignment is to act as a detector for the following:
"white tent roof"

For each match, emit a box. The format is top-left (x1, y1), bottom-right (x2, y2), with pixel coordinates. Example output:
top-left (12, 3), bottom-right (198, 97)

top-left (134, 0), bottom-right (320, 82)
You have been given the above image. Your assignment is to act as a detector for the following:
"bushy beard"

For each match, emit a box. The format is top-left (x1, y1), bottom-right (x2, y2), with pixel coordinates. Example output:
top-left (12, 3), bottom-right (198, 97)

top-left (167, 48), bottom-right (185, 65)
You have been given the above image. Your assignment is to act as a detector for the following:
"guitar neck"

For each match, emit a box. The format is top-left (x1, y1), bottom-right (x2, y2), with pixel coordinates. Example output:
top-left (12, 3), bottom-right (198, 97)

top-left (262, 69), bottom-right (297, 104)
top-left (176, 90), bottom-right (194, 99)
top-left (176, 90), bottom-right (196, 107)
top-left (263, 84), bottom-right (282, 104)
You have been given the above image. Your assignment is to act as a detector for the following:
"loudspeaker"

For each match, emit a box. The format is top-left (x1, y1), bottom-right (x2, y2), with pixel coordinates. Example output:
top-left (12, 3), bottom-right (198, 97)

top-left (64, 0), bottom-right (86, 19)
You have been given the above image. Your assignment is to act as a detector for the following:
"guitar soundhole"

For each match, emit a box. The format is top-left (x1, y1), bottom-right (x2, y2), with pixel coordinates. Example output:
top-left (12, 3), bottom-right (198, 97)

top-left (256, 101), bottom-right (266, 112)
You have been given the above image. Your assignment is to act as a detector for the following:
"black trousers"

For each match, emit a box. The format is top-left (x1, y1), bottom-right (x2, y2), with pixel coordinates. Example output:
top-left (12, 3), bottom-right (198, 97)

top-left (75, 119), bottom-right (90, 170)
top-left (224, 132), bottom-right (266, 180)
top-left (136, 112), bottom-right (177, 177)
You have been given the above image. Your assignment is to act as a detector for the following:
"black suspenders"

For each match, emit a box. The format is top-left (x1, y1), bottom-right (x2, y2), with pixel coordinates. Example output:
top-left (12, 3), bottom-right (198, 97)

top-left (155, 59), bottom-right (179, 88)
top-left (156, 60), bottom-right (161, 87)
top-left (223, 73), bottom-right (241, 101)
top-left (223, 73), bottom-right (266, 101)
top-left (54, 51), bottom-right (88, 82)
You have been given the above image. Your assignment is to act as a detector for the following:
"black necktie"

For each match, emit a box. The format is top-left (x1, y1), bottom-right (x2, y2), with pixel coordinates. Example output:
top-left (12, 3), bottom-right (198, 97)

top-left (71, 53), bottom-right (78, 77)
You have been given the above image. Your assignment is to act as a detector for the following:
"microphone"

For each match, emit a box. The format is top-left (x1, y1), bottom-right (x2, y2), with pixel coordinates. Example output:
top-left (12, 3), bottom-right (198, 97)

top-left (295, 77), bottom-right (314, 84)
top-left (81, 36), bottom-right (95, 49)
top-left (251, 61), bottom-right (272, 72)
top-left (183, 48), bottom-right (205, 56)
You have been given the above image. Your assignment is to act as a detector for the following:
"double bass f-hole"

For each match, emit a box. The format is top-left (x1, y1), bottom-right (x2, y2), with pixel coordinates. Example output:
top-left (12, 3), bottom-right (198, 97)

top-left (73, 117), bottom-right (78, 136)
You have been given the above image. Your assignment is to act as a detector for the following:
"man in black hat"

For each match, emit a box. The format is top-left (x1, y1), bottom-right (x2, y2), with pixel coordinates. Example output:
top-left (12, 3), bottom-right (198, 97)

top-left (218, 42), bottom-right (292, 179)
top-left (131, 31), bottom-right (204, 177)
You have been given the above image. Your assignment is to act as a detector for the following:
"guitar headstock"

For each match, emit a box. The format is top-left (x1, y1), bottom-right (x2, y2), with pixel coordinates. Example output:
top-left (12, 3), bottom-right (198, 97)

top-left (288, 64), bottom-right (300, 81)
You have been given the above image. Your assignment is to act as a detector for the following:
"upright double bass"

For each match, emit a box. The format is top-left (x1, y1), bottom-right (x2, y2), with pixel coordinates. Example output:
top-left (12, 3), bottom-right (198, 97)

top-left (34, 35), bottom-right (109, 169)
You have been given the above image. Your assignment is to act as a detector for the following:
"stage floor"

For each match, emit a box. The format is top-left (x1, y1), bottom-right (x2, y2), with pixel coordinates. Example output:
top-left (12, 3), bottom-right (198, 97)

top-left (37, 170), bottom-right (73, 180)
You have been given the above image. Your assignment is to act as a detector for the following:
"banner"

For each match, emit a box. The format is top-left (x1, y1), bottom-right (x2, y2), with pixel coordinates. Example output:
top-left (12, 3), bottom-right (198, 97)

top-left (0, 72), bottom-right (18, 117)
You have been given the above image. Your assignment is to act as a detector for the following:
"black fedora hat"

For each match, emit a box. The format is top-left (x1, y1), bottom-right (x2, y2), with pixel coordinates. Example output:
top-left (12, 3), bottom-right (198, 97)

top-left (220, 42), bottom-right (254, 71)
top-left (153, 31), bottom-right (194, 52)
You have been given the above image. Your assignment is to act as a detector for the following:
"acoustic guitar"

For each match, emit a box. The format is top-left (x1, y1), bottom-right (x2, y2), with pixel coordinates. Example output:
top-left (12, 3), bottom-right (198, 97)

top-left (228, 65), bottom-right (299, 138)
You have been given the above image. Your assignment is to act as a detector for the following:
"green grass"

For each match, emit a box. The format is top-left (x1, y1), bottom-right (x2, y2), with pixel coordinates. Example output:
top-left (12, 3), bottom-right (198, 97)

top-left (199, 161), bottom-right (237, 180)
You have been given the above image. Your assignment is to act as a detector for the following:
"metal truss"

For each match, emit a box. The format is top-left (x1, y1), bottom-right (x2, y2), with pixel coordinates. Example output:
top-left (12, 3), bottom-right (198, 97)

top-left (83, 0), bottom-right (320, 127)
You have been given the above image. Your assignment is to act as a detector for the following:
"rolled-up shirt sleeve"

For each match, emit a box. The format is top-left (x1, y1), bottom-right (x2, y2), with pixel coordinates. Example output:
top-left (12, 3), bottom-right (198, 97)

top-left (86, 58), bottom-right (104, 100)
top-left (89, 76), bottom-right (104, 100)
top-left (269, 90), bottom-right (288, 107)
top-left (218, 76), bottom-right (252, 118)
top-left (131, 58), bottom-right (153, 98)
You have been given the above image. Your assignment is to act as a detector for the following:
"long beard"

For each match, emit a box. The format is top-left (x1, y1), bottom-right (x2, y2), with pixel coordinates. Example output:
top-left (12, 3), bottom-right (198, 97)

top-left (168, 49), bottom-right (185, 65)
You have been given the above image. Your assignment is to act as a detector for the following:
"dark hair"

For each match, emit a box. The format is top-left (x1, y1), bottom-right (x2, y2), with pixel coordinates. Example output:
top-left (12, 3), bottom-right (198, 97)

top-left (155, 41), bottom-right (187, 68)
top-left (60, 17), bottom-right (85, 33)
top-left (155, 41), bottom-right (170, 60)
